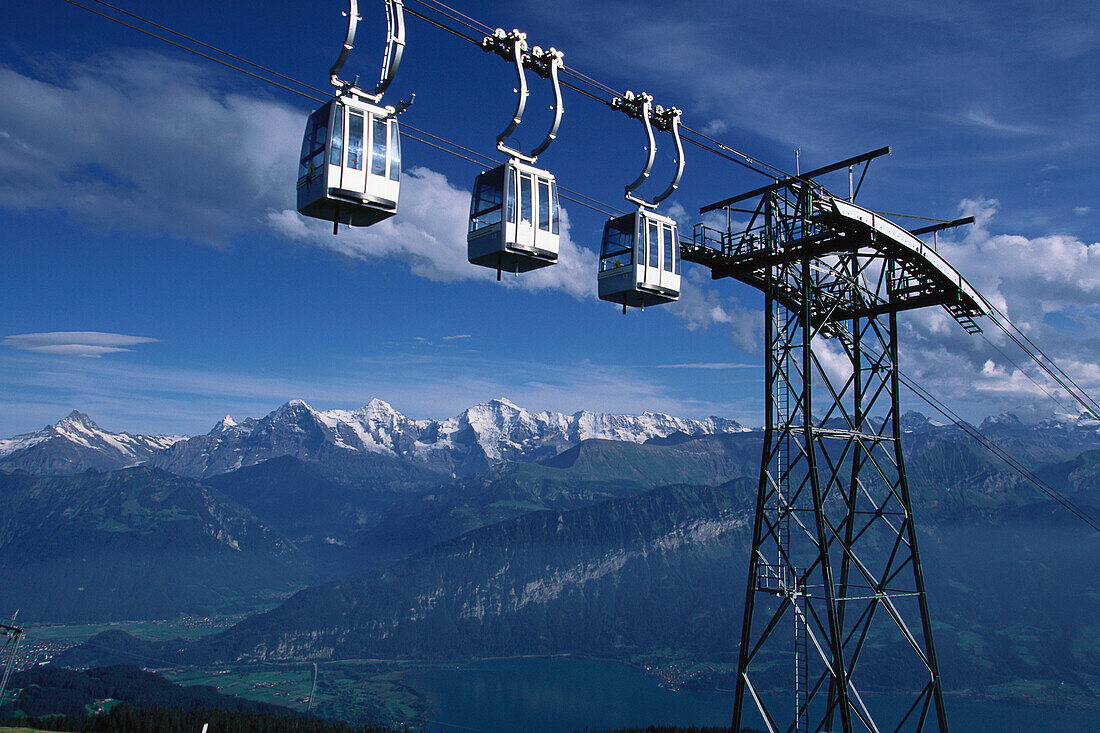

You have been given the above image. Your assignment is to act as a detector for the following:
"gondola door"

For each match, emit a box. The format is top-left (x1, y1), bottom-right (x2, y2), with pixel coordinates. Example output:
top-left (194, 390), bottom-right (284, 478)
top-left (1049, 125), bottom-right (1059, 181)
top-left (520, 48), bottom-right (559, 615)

top-left (657, 218), bottom-right (680, 295)
top-left (512, 169), bottom-right (534, 252)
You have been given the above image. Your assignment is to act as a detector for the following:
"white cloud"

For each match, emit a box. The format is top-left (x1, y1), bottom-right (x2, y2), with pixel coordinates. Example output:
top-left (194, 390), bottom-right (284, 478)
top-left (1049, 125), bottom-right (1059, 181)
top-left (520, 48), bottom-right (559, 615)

top-left (664, 201), bottom-right (691, 230)
top-left (0, 52), bottom-right (301, 245)
top-left (702, 119), bottom-right (728, 136)
top-left (948, 197), bottom-right (1100, 314)
top-left (811, 336), bottom-right (854, 386)
top-left (952, 108), bottom-right (1039, 136)
top-left (667, 270), bottom-right (762, 353)
top-left (3, 331), bottom-right (158, 358)
top-left (896, 198), bottom-right (1100, 418)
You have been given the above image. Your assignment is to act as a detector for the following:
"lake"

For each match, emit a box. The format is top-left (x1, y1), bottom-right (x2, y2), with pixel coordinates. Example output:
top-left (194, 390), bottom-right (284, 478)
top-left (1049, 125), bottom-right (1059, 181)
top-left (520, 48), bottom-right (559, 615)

top-left (401, 657), bottom-right (1097, 732)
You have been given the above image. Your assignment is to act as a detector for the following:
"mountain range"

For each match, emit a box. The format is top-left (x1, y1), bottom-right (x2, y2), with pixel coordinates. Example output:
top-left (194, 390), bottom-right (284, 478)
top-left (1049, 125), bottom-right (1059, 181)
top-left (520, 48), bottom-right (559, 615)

top-left (0, 398), bottom-right (747, 479)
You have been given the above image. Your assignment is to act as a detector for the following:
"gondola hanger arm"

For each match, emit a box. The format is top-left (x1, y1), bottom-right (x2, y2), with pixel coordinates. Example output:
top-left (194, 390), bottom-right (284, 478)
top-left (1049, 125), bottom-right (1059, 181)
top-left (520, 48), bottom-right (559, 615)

top-left (329, 0), bottom-right (361, 90)
top-left (527, 44), bottom-right (564, 159)
top-left (371, 0), bottom-right (406, 99)
top-left (482, 28), bottom-right (565, 163)
top-left (614, 91), bottom-right (656, 208)
top-left (329, 0), bottom-right (406, 103)
top-left (613, 91), bottom-right (684, 209)
top-left (650, 105), bottom-right (684, 206)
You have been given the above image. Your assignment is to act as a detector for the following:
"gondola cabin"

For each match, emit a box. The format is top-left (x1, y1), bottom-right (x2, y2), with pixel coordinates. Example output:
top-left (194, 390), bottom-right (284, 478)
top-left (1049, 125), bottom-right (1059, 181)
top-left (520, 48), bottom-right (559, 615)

top-left (468, 159), bottom-right (560, 274)
top-left (598, 208), bottom-right (680, 308)
top-left (297, 95), bottom-right (401, 227)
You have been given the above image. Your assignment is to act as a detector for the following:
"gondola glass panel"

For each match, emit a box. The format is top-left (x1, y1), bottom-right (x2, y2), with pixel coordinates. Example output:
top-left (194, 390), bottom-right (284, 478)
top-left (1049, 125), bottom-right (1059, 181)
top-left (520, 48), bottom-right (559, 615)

top-left (598, 209), bottom-right (680, 308)
top-left (663, 223), bottom-right (674, 272)
top-left (468, 160), bottom-right (559, 273)
top-left (371, 117), bottom-right (387, 176)
top-left (299, 107), bottom-right (329, 192)
top-left (599, 216), bottom-right (634, 272)
top-left (551, 183), bottom-right (559, 234)
top-left (388, 119), bottom-right (401, 181)
top-left (330, 106), bottom-right (343, 165)
top-left (647, 220), bottom-right (660, 268)
top-left (297, 97), bottom-right (400, 228)
top-left (347, 110), bottom-right (364, 170)
top-left (538, 179), bottom-right (551, 232)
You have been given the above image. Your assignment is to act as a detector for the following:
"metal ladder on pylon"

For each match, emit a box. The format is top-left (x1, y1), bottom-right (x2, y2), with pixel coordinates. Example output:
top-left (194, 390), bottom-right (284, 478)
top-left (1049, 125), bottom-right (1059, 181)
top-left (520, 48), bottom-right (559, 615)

top-left (775, 309), bottom-right (791, 592)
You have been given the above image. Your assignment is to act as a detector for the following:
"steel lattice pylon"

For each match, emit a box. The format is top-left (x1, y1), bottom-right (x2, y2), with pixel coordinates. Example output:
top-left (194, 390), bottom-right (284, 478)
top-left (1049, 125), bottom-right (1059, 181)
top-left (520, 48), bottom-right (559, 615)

top-left (684, 148), bottom-right (985, 733)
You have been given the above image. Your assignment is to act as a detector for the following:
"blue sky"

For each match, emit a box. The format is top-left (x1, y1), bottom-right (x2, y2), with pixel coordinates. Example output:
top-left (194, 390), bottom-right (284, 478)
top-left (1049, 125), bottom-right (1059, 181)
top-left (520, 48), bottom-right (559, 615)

top-left (1, 0), bottom-right (1099, 436)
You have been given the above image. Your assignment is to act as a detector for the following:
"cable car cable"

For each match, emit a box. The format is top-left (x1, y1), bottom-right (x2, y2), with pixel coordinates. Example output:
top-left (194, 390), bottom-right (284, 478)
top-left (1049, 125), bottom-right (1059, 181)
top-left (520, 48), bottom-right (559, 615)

top-left (557, 188), bottom-right (626, 216)
top-left (557, 193), bottom-right (618, 216)
top-left (417, 0), bottom-right (628, 101)
top-left (407, 0), bottom-right (492, 35)
top-left (680, 125), bottom-right (791, 180)
top-left (974, 295), bottom-right (1100, 419)
top-left (402, 131), bottom-right (489, 167)
top-left (558, 78), bottom-right (614, 107)
top-left (986, 308), bottom-right (1100, 419)
top-left (562, 66), bottom-right (624, 98)
top-left (898, 368), bottom-right (1100, 534)
top-left (58, 0), bottom-right (328, 104)
top-left (403, 5), bottom-right (482, 45)
top-left (680, 129), bottom-right (776, 178)
top-left (81, 0), bottom-right (331, 97)
top-left (402, 122), bottom-right (499, 167)
top-left (900, 355), bottom-right (1100, 532)
top-left (993, 304), bottom-right (1100, 416)
top-left (404, 121), bottom-right (620, 215)
top-left (977, 330), bottom-right (1078, 417)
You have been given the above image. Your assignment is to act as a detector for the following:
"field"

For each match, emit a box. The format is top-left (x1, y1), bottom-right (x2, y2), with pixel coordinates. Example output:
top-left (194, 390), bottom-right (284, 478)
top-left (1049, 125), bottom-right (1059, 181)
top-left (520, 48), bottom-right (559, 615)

top-left (160, 660), bottom-right (426, 721)
top-left (164, 660), bottom-right (428, 725)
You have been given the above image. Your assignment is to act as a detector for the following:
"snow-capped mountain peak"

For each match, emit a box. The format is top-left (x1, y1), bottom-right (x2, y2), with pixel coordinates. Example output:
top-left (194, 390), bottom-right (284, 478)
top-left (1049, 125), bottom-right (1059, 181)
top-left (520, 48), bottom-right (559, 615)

top-left (0, 411), bottom-right (182, 474)
top-left (56, 409), bottom-right (99, 433)
top-left (270, 398), bottom-right (315, 419)
top-left (210, 415), bottom-right (238, 433)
